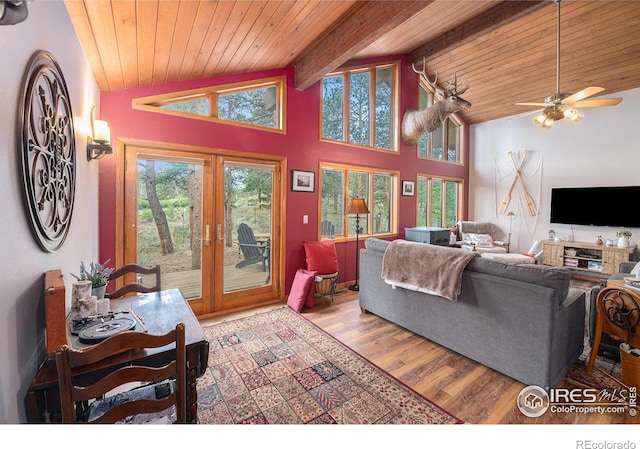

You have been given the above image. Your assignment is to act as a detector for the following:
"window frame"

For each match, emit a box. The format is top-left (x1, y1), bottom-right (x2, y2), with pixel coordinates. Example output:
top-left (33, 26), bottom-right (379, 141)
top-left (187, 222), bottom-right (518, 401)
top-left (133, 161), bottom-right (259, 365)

top-left (319, 162), bottom-right (399, 242)
top-left (132, 75), bottom-right (287, 134)
top-left (416, 78), bottom-right (465, 164)
top-left (320, 61), bottom-right (400, 152)
top-left (416, 174), bottom-right (464, 229)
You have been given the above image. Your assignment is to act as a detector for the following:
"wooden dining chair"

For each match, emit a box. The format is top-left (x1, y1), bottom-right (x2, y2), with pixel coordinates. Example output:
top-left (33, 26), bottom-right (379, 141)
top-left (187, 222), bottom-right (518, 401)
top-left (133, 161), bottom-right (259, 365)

top-left (55, 323), bottom-right (187, 423)
top-left (106, 263), bottom-right (161, 299)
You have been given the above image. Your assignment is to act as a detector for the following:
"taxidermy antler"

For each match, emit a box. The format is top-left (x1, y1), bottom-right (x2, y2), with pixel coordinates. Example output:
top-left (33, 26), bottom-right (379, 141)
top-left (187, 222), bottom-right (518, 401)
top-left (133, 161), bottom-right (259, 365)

top-left (401, 58), bottom-right (471, 145)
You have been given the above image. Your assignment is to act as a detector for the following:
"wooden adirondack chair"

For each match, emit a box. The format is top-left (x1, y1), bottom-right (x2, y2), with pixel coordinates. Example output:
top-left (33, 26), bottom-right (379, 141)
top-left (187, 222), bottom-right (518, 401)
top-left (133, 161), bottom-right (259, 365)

top-left (321, 220), bottom-right (335, 237)
top-left (236, 223), bottom-right (269, 272)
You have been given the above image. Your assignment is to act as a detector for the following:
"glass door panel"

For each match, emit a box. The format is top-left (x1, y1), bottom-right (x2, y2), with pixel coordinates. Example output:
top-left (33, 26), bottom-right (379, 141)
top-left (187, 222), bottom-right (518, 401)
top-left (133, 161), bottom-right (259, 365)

top-left (135, 156), bottom-right (205, 300)
top-left (222, 162), bottom-right (273, 293)
top-left (123, 144), bottom-right (282, 315)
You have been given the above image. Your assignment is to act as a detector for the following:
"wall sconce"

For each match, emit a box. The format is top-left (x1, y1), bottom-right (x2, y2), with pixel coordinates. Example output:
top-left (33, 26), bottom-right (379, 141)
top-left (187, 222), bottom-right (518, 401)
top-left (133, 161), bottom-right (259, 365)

top-left (87, 106), bottom-right (112, 161)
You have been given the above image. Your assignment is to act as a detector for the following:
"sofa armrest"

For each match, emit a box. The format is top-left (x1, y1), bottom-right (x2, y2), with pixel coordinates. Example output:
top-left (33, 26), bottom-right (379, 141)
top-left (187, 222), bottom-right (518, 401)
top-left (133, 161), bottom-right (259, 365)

top-left (563, 287), bottom-right (586, 308)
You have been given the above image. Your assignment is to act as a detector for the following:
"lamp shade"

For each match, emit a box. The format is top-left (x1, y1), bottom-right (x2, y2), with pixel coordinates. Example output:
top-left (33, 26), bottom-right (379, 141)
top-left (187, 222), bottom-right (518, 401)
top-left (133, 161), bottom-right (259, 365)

top-left (93, 120), bottom-right (111, 143)
top-left (345, 198), bottom-right (369, 215)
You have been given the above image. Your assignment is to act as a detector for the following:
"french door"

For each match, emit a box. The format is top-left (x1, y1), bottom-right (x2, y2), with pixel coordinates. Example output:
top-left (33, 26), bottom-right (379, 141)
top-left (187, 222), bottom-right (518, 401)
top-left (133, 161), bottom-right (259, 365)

top-left (121, 142), bottom-right (282, 316)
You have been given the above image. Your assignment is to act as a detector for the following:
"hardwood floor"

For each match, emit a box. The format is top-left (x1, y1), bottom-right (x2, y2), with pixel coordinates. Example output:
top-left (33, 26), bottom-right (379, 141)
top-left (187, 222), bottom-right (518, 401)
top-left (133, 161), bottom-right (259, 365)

top-left (199, 287), bottom-right (637, 425)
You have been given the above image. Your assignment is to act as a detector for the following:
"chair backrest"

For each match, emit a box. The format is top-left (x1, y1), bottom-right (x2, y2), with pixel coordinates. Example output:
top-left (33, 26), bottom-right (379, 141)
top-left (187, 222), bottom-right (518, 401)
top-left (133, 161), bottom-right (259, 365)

top-left (237, 223), bottom-right (261, 259)
top-left (321, 220), bottom-right (335, 237)
top-left (457, 221), bottom-right (496, 241)
top-left (106, 264), bottom-right (161, 299)
top-left (55, 323), bottom-right (187, 423)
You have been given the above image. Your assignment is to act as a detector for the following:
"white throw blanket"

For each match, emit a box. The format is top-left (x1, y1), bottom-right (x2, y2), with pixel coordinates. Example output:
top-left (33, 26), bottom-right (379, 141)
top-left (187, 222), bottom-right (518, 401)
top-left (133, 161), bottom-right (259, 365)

top-left (381, 239), bottom-right (477, 301)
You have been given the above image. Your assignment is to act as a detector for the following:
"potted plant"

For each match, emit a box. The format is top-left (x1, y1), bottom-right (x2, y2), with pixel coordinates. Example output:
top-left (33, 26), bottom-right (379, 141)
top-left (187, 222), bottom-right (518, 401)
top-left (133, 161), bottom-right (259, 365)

top-left (71, 259), bottom-right (114, 299)
top-left (616, 229), bottom-right (632, 248)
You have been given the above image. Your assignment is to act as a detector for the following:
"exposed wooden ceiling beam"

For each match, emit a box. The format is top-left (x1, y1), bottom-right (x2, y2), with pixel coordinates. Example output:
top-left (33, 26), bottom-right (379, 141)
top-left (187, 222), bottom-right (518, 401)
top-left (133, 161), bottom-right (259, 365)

top-left (294, 0), bottom-right (434, 91)
top-left (408, 0), bottom-right (548, 67)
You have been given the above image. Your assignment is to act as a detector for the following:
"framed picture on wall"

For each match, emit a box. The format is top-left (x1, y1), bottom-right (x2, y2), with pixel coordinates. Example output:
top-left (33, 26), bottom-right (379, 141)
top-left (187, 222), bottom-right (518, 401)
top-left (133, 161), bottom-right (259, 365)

top-left (402, 180), bottom-right (415, 197)
top-left (292, 170), bottom-right (315, 192)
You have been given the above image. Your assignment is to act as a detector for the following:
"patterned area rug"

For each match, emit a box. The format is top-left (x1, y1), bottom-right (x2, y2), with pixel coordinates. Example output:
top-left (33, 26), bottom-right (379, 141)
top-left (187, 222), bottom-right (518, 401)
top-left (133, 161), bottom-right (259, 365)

top-left (567, 355), bottom-right (624, 391)
top-left (196, 306), bottom-right (462, 424)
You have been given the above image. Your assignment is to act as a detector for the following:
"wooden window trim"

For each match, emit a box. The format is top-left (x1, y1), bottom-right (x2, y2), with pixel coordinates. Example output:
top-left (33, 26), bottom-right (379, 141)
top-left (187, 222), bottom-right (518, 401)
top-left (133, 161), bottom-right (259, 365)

top-left (132, 76), bottom-right (287, 134)
top-left (320, 61), bottom-right (400, 152)
top-left (319, 162), bottom-right (399, 242)
top-left (416, 174), bottom-right (464, 228)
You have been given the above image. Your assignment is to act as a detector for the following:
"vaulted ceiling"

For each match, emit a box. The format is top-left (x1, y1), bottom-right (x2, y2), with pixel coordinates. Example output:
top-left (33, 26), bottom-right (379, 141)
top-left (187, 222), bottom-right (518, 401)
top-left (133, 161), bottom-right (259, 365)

top-left (64, 0), bottom-right (640, 125)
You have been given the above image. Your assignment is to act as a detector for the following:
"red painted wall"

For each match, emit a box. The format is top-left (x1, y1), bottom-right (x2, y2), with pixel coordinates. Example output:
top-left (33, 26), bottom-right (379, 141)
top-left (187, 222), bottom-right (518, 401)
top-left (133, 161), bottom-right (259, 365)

top-left (99, 54), bottom-right (469, 294)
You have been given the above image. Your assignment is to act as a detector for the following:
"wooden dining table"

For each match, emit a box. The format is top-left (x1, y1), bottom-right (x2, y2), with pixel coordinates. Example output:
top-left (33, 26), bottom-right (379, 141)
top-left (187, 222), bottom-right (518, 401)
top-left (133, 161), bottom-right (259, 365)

top-left (25, 288), bottom-right (209, 423)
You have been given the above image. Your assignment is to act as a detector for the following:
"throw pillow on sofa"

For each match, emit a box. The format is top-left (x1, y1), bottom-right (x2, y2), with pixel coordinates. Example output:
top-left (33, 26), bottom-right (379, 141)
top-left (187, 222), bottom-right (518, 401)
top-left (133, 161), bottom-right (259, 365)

top-left (467, 233), bottom-right (494, 247)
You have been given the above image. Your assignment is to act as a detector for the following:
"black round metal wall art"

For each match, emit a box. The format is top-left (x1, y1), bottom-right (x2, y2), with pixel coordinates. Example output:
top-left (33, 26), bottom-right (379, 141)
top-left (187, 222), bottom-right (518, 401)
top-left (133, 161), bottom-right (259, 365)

top-left (18, 50), bottom-right (76, 252)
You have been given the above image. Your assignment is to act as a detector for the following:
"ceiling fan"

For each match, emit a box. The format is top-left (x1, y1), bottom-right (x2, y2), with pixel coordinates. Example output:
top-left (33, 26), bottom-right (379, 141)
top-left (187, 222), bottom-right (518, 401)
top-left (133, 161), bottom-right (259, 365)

top-left (516, 0), bottom-right (622, 128)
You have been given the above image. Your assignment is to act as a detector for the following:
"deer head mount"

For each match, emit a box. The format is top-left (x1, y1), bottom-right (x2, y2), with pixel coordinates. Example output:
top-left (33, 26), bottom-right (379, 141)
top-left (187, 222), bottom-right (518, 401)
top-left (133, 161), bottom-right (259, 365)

top-left (401, 60), bottom-right (471, 146)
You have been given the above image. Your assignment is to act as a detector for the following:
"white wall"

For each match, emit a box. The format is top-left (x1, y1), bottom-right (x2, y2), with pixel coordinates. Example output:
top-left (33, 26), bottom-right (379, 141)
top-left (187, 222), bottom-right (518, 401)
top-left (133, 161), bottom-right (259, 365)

top-left (469, 88), bottom-right (640, 255)
top-left (0, 1), bottom-right (99, 423)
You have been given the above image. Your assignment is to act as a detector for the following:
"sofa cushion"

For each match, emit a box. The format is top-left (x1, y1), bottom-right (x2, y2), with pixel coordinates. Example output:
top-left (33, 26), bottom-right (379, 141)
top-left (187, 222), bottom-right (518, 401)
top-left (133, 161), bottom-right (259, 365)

top-left (465, 257), bottom-right (570, 305)
top-left (466, 233), bottom-right (494, 247)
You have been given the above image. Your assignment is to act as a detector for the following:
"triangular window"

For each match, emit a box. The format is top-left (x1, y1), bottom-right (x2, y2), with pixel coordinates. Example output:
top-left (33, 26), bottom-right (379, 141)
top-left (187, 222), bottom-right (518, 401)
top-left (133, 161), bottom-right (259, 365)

top-left (133, 76), bottom-right (286, 133)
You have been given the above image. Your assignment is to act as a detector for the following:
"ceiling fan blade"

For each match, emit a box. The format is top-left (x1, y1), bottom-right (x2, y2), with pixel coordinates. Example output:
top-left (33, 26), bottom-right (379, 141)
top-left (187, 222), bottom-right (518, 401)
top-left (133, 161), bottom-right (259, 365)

top-left (516, 102), bottom-right (549, 107)
top-left (563, 87), bottom-right (605, 104)
top-left (573, 98), bottom-right (623, 107)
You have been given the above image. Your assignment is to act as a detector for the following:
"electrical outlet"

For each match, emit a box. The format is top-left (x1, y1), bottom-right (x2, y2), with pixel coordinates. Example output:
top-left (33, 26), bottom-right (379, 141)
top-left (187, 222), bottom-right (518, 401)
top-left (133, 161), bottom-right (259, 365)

top-left (303, 215), bottom-right (308, 224)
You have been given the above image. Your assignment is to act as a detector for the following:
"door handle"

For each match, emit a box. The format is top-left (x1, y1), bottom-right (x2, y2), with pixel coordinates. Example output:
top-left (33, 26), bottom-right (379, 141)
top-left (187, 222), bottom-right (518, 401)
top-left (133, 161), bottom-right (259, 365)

top-left (217, 224), bottom-right (223, 244)
top-left (204, 224), bottom-right (210, 246)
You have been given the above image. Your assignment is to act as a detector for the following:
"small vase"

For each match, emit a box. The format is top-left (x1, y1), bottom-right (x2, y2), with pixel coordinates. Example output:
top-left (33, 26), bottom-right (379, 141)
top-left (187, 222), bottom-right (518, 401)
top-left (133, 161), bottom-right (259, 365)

top-left (617, 236), bottom-right (630, 248)
top-left (92, 284), bottom-right (107, 299)
top-left (71, 280), bottom-right (92, 318)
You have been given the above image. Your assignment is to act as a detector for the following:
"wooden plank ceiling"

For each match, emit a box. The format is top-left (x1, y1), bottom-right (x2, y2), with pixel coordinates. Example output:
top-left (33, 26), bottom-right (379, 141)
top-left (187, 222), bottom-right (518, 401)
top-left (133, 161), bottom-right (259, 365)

top-left (64, 0), bottom-right (640, 125)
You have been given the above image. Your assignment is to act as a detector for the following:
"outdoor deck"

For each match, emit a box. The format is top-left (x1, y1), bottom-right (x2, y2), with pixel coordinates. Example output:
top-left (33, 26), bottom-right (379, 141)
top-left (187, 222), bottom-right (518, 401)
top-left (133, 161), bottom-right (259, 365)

top-left (152, 263), bottom-right (270, 299)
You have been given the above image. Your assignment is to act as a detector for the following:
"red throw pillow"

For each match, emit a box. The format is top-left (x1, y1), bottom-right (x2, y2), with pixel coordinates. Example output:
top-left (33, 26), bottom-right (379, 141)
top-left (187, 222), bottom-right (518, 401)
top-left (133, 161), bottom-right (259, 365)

top-left (303, 240), bottom-right (339, 275)
top-left (287, 268), bottom-right (316, 313)
top-left (299, 268), bottom-right (318, 308)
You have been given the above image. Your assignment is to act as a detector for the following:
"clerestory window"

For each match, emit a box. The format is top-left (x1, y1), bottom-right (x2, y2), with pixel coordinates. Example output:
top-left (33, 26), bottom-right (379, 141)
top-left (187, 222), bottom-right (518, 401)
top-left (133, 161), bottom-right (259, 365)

top-left (132, 76), bottom-right (286, 133)
top-left (321, 61), bottom-right (399, 151)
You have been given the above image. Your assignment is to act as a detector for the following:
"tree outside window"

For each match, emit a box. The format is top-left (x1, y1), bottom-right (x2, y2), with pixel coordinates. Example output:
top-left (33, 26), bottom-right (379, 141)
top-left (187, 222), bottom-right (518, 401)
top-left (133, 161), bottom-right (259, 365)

top-left (321, 62), bottom-right (398, 151)
top-left (320, 164), bottom-right (398, 240)
top-left (417, 176), bottom-right (461, 228)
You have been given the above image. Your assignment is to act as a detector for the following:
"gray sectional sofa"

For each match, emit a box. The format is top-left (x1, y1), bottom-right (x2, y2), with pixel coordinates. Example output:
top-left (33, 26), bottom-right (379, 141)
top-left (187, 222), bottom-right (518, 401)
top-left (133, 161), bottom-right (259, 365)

top-left (359, 238), bottom-right (586, 388)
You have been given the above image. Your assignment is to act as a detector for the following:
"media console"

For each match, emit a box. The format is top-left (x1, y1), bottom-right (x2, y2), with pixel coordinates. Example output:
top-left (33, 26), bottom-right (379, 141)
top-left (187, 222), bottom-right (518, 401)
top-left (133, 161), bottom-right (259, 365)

top-left (542, 240), bottom-right (635, 275)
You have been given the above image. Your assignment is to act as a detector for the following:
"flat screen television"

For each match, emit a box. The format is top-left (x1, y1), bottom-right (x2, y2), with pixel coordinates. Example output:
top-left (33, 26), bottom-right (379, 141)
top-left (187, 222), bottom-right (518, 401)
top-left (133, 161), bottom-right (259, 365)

top-left (550, 186), bottom-right (640, 228)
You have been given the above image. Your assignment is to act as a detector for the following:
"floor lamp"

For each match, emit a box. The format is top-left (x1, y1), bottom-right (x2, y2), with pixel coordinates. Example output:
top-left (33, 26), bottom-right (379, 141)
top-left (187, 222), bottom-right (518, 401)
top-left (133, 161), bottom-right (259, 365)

top-left (346, 197), bottom-right (369, 291)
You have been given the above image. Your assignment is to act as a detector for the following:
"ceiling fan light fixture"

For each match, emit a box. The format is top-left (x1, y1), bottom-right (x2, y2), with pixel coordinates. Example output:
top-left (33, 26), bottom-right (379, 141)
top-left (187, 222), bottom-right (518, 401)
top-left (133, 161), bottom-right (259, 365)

top-left (563, 108), bottom-right (583, 121)
top-left (533, 114), bottom-right (546, 126)
top-left (533, 114), bottom-right (553, 128)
